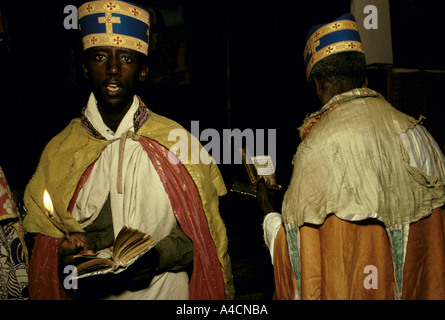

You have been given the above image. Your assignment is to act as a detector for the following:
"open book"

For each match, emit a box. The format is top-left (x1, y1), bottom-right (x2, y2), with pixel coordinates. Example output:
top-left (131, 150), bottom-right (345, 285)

top-left (73, 226), bottom-right (158, 279)
top-left (230, 148), bottom-right (281, 197)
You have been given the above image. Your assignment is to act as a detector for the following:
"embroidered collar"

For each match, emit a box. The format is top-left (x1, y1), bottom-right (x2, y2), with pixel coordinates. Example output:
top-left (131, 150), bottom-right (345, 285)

top-left (81, 96), bottom-right (150, 140)
top-left (299, 88), bottom-right (382, 140)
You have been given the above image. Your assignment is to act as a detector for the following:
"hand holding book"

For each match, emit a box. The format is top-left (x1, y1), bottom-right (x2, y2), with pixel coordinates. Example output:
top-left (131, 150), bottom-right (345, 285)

top-left (71, 226), bottom-right (158, 279)
top-left (58, 232), bottom-right (98, 265)
top-left (64, 227), bottom-right (159, 299)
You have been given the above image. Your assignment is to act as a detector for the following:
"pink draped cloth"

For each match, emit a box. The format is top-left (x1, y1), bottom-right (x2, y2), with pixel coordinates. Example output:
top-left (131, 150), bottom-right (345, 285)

top-left (28, 235), bottom-right (67, 300)
top-left (139, 137), bottom-right (226, 300)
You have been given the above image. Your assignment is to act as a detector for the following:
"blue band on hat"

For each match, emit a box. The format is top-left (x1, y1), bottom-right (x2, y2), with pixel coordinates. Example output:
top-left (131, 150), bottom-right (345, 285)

top-left (112, 14), bottom-right (149, 42)
top-left (79, 13), bottom-right (107, 35)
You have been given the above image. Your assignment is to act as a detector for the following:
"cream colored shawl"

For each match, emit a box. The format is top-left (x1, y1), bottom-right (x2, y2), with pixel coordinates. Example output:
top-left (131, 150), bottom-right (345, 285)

top-left (282, 88), bottom-right (445, 228)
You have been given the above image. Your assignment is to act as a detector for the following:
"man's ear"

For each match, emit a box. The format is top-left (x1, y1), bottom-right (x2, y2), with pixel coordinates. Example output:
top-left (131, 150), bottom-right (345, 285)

top-left (139, 64), bottom-right (149, 81)
top-left (313, 76), bottom-right (324, 96)
top-left (82, 63), bottom-right (90, 80)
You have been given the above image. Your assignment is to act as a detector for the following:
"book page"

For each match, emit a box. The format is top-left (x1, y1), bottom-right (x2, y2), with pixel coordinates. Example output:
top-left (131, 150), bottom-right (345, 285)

top-left (75, 255), bottom-right (115, 276)
top-left (252, 155), bottom-right (276, 186)
top-left (73, 226), bottom-right (157, 279)
top-left (113, 227), bottom-right (157, 263)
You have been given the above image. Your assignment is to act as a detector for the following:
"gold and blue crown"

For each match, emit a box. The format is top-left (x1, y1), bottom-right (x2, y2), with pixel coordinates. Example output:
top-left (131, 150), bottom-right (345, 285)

top-left (304, 13), bottom-right (364, 79)
top-left (78, 0), bottom-right (150, 55)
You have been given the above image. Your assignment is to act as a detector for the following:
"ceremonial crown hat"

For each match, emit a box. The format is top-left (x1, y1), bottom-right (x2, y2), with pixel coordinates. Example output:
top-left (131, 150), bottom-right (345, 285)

top-left (78, 0), bottom-right (150, 55)
top-left (304, 13), bottom-right (364, 79)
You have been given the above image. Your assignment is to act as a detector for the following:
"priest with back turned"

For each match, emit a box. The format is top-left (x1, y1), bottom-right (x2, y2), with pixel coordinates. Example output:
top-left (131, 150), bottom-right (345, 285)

top-left (259, 13), bottom-right (445, 300)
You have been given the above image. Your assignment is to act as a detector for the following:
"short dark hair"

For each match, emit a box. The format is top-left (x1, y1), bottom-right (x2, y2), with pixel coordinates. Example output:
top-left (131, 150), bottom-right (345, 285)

top-left (308, 51), bottom-right (366, 92)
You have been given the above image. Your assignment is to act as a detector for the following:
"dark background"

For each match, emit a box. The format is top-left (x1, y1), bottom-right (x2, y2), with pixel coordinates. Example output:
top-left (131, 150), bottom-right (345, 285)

top-left (1, 0), bottom-right (445, 299)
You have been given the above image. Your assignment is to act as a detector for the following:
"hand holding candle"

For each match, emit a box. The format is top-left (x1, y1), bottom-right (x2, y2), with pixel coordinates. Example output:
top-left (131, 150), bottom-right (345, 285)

top-left (43, 189), bottom-right (71, 241)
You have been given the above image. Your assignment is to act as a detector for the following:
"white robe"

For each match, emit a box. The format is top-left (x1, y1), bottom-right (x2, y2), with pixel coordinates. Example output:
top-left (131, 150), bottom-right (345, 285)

top-left (71, 93), bottom-right (189, 299)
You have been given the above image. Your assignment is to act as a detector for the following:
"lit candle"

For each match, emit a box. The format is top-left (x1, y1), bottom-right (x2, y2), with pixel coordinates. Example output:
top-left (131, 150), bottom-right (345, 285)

top-left (43, 189), bottom-right (71, 241)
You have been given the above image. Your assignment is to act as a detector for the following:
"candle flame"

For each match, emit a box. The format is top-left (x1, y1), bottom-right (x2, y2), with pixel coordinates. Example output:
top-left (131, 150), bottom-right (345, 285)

top-left (43, 189), bottom-right (54, 217)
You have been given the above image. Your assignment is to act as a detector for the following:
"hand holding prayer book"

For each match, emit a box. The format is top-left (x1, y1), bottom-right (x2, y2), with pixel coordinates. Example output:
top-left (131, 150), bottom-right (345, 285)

top-left (73, 226), bottom-right (158, 279)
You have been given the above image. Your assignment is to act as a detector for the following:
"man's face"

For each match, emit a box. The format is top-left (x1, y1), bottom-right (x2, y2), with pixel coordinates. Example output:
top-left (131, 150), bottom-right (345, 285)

top-left (83, 46), bottom-right (148, 114)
